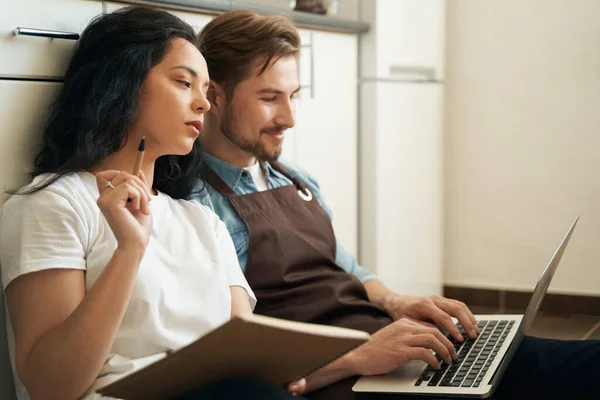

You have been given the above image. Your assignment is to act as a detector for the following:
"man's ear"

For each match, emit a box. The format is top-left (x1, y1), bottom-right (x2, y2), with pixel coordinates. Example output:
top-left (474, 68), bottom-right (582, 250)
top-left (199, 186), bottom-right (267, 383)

top-left (207, 80), bottom-right (226, 116)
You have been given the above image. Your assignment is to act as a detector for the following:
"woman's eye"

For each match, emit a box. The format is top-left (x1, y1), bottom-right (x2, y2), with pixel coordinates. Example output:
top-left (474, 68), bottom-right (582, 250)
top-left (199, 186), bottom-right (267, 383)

top-left (261, 97), bottom-right (277, 103)
top-left (177, 80), bottom-right (191, 88)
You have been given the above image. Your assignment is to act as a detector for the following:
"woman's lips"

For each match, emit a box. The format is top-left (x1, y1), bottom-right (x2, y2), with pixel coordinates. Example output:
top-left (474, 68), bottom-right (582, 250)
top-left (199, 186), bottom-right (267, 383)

top-left (185, 121), bottom-right (203, 135)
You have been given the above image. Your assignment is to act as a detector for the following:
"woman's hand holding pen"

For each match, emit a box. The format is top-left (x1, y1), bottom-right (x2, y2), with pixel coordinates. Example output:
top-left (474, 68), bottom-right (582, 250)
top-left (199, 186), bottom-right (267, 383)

top-left (96, 170), bottom-right (153, 252)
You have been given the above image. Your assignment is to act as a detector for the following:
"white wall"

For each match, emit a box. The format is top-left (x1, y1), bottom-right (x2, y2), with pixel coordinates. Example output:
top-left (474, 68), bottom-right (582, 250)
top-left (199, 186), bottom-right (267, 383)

top-left (444, 0), bottom-right (600, 295)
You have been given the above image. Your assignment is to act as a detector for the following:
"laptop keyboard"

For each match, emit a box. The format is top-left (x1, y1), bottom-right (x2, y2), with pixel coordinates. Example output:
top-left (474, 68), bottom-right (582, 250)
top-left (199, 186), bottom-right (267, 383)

top-left (415, 320), bottom-right (515, 388)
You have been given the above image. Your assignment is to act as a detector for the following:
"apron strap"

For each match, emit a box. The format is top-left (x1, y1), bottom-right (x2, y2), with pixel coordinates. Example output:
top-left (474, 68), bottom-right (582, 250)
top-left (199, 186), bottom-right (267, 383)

top-left (270, 161), bottom-right (308, 193)
top-left (201, 160), bottom-right (309, 197)
top-left (200, 164), bottom-right (237, 197)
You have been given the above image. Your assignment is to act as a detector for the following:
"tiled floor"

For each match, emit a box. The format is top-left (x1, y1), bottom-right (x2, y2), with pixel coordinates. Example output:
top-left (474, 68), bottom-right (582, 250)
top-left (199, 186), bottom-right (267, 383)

top-left (468, 306), bottom-right (600, 340)
top-left (528, 313), bottom-right (599, 340)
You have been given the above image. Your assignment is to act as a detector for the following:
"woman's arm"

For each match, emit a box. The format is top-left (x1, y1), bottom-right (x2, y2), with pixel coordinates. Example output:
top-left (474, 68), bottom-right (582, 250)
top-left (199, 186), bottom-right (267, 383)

top-left (7, 248), bottom-right (144, 400)
top-left (5, 171), bottom-right (152, 400)
top-left (230, 286), bottom-right (253, 318)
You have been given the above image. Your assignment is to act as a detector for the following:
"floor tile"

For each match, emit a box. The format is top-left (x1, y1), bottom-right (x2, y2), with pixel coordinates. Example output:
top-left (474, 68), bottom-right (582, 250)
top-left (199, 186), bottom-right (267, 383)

top-left (466, 304), bottom-right (599, 340)
top-left (582, 320), bottom-right (600, 340)
top-left (527, 314), bottom-right (599, 340)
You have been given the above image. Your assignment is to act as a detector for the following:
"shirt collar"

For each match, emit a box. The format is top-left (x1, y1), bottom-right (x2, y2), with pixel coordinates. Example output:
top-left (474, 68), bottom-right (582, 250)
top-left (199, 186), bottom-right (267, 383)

top-left (202, 152), bottom-right (275, 190)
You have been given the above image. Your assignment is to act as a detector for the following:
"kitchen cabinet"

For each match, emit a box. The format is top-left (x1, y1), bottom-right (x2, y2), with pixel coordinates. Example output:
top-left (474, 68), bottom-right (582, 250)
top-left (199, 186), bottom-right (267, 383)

top-left (361, 0), bottom-right (446, 81)
top-left (103, 2), bottom-right (213, 32)
top-left (0, 0), bottom-right (102, 79)
top-left (291, 29), bottom-right (359, 256)
top-left (360, 82), bottom-right (443, 295)
top-left (0, 81), bottom-right (61, 198)
top-left (0, 80), bottom-right (63, 400)
top-left (358, 0), bottom-right (445, 294)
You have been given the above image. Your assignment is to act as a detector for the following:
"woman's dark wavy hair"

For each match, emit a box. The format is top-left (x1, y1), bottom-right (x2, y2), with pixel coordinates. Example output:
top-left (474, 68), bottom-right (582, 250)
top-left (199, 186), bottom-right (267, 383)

top-left (24, 6), bottom-right (203, 198)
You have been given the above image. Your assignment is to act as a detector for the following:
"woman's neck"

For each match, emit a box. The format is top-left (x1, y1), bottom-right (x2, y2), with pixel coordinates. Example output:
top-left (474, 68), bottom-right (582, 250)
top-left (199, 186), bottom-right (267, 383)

top-left (93, 142), bottom-right (155, 192)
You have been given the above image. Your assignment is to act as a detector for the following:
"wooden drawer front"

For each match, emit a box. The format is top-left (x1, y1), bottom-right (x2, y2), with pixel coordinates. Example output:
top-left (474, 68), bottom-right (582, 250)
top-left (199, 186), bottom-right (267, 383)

top-left (0, 0), bottom-right (102, 79)
top-left (104, 2), bottom-right (213, 33)
top-left (0, 80), bottom-right (61, 202)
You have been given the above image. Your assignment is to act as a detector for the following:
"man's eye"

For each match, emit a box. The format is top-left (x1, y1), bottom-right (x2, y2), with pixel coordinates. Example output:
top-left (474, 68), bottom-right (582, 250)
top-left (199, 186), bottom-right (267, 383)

top-left (261, 97), bottom-right (277, 102)
top-left (177, 80), bottom-right (191, 88)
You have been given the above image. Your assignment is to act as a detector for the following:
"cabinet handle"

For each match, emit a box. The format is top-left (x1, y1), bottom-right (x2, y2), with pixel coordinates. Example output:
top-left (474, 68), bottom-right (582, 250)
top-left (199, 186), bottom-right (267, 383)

top-left (13, 27), bottom-right (79, 40)
top-left (308, 34), bottom-right (314, 98)
top-left (389, 65), bottom-right (436, 82)
top-left (298, 33), bottom-right (315, 99)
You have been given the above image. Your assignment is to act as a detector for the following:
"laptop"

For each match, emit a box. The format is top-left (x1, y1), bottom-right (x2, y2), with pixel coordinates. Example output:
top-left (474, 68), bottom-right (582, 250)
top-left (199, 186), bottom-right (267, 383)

top-left (353, 216), bottom-right (579, 398)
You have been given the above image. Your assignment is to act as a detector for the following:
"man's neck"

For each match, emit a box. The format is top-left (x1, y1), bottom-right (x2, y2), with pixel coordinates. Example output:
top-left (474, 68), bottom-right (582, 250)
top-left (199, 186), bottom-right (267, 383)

top-left (202, 126), bottom-right (257, 169)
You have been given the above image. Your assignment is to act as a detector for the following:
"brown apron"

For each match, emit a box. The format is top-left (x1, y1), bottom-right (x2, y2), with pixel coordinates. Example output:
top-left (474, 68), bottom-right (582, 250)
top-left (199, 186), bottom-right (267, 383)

top-left (202, 162), bottom-right (403, 399)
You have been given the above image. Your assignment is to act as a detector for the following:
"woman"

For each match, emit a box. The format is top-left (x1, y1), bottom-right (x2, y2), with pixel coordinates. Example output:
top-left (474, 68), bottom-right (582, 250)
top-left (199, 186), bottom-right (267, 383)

top-left (0, 7), bottom-right (304, 400)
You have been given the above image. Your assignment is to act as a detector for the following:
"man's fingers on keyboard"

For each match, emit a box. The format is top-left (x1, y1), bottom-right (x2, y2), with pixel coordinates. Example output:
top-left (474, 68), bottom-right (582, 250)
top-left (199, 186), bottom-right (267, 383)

top-left (410, 348), bottom-right (441, 369)
top-left (451, 299), bottom-right (479, 333)
top-left (456, 311), bottom-right (478, 338)
top-left (434, 311), bottom-right (464, 342)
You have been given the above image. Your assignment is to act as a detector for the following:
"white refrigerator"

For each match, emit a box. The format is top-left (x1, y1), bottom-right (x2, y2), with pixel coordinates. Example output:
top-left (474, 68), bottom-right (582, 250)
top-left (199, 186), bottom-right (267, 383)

top-left (358, 0), bottom-right (445, 296)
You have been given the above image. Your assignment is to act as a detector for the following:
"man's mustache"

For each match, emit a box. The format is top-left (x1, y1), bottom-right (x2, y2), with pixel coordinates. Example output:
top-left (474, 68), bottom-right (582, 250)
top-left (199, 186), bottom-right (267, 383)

top-left (260, 125), bottom-right (289, 134)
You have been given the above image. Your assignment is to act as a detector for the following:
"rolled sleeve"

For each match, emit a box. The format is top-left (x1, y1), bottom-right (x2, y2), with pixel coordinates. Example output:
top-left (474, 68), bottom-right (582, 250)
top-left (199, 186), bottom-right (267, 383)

top-left (335, 240), bottom-right (377, 283)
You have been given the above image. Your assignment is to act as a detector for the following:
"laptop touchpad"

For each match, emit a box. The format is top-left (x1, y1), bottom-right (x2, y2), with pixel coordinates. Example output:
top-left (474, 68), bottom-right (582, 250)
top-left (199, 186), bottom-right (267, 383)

top-left (353, 360), bottom-right (425, 391)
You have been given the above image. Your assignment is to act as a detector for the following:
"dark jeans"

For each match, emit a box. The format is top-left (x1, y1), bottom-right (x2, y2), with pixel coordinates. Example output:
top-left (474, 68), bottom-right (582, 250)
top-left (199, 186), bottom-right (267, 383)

top-left (174, 337), bottom-right (600, 399)
top-left (306, 336), bottom-right (600, 400)
top-left (492, 336), bottom-right (600, 399)
top-left (175, 377), bottom-right (308, 400)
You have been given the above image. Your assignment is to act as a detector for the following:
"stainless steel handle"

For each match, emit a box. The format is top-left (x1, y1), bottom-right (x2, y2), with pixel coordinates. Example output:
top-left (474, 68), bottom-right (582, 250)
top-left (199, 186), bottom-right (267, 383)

top-left (389, 65), bottom-right (437, 82)
top-left (308, 34), bottom-right (314, 98)
top-left (298, 33), bottom-right (315, 99)
top-left (13, 27), bottom-right (79, 40)
top-left (298, 44), bottom-right (309, 93)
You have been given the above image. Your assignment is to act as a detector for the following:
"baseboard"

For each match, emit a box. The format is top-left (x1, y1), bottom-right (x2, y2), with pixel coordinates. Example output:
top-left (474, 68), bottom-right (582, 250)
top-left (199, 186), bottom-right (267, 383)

top-left (443, 285), bottom-right (600, 316)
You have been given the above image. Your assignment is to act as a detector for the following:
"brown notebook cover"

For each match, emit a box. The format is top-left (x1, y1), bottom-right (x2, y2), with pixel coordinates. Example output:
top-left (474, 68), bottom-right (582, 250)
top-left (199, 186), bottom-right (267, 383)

top-left (96, 313), bottom-right (370, 400)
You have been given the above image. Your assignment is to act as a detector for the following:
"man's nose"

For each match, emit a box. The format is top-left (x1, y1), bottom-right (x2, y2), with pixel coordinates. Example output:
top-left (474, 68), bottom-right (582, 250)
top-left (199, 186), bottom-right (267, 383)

top-left (277, 100), bottom-right (295, 128)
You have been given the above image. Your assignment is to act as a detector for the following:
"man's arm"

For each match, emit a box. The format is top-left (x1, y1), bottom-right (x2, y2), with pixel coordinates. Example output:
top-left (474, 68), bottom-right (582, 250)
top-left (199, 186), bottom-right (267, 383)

top-left (335, 240), bottom-right (377, 282)
top-left (338, 233), bottom-right (479, 341)
top-left (362, 278), bottom-right (397, 309)
top-left (364, 279), bottom-right (479, 341)
top-left (288, 317), bottom-right (457, 395)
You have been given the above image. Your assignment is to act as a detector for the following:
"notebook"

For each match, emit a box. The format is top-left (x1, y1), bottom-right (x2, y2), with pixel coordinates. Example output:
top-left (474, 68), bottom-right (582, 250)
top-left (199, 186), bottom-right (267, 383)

top-left (97, 313), bottom-right (370, 400)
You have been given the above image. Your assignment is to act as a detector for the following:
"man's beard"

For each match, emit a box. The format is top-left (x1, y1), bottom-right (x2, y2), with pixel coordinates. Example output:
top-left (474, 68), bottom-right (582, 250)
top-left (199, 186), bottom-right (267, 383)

top-left (220, 107), bottom-right (284, 163)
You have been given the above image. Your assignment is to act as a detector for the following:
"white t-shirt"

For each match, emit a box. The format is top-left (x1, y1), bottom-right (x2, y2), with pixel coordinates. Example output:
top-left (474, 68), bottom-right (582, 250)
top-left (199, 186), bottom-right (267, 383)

top-left (244, 162), bottom-right (269, 191)
top-left (0, 172), bottom-right (256, 400)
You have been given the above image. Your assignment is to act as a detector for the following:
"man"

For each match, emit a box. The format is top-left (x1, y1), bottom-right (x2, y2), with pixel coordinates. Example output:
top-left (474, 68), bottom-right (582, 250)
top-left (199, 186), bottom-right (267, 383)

top-left (192, 10), bottom-right (599, 399)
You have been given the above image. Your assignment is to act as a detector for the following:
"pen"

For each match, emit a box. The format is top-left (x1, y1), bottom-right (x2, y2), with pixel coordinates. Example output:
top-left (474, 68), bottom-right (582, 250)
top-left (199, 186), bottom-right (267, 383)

top-left (125, 137), bottom-right (146, 203)
top-left (132, 136), bottom-right (145, 176)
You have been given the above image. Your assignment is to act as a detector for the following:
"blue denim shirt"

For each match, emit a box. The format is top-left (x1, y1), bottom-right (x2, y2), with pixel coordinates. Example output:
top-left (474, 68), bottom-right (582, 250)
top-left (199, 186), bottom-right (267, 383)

top-left (191, 152), bottom-right (376, 283)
